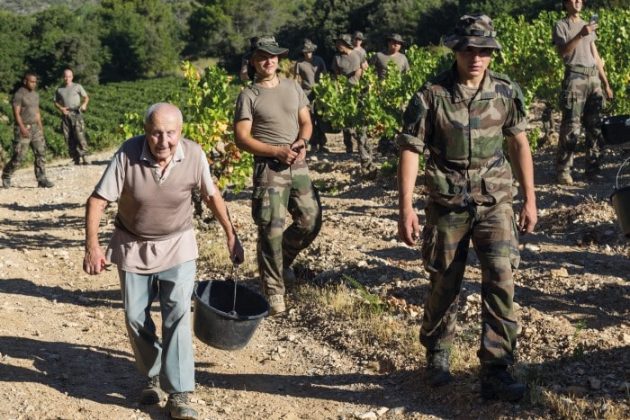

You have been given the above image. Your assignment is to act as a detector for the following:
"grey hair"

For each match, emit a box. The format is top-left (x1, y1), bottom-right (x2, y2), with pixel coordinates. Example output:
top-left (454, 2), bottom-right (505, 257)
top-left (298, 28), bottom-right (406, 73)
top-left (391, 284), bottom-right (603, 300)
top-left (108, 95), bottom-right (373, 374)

top-left (144, 102), bottom-right (183, 126)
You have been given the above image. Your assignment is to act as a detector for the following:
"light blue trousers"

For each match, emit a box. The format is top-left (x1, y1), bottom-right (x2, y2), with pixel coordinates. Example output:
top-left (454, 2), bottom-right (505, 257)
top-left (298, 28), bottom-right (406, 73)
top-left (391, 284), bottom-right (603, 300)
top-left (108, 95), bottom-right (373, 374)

top-left (118, 260), bottom-right (196, 394)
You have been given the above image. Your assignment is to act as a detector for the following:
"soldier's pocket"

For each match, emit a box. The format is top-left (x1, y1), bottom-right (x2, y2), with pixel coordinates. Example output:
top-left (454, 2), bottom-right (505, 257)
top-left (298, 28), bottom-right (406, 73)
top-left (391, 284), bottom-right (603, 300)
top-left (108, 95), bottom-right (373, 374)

top-left (560, 91), bottom-right (579, 112)
top-left (251, 186), bottom-right (271, 226)
top-left (421, 225), bottom-right (439, 273)
top-left (509, 216), bottom-right (521, 270)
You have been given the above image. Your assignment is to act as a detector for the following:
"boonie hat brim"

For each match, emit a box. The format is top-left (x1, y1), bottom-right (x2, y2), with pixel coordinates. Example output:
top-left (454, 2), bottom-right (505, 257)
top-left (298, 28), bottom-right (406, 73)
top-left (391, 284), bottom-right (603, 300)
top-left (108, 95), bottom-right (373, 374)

top-left (444, 34), bottom-right (501, 51)
top-left (254, 45), bottom-right (289, 56)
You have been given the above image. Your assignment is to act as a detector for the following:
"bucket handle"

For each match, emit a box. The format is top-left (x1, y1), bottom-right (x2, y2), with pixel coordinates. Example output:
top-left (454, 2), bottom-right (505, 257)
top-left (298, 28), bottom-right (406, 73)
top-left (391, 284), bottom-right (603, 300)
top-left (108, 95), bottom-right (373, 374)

top-left (228, 264), bottom-right (239, 317)
top-left (615, 156), bottom-right (630, 190)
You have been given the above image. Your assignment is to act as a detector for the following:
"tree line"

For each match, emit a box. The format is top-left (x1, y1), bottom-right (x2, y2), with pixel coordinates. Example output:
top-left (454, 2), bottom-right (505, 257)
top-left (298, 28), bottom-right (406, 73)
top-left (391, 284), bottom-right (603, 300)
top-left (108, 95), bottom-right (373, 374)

top-left (0, 0), bottom-right (622, 91)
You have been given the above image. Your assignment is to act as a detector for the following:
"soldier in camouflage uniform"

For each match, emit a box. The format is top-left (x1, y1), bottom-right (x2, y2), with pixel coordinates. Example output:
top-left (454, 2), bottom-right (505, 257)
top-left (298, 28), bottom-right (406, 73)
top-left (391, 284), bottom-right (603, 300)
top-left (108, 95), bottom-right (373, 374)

top-left (553, 0), bottom-right (614, 185)
top-left (397, 15), bottom-right (537, 402)
top-left (54, 68), bottom-right (91, 165)
top-left (2, 73), bottom-right (54, 188)
top-left (235, 36), bottom-right (322, 316)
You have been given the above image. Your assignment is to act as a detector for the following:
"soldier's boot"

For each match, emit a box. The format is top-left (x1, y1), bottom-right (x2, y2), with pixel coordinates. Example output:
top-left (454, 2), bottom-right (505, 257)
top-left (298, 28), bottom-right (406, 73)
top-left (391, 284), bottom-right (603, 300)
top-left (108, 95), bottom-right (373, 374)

top-left (268, 294), bottom-right (286, 316)
top-left (2, 178), bottom-right (10, 188)
top-left (556, 170), bottom-right (573, 185)
top-left (480, 365), bottom-right (526, 402)
top-left (37, 179), bottom-right (54, 188)
top-left (81, 155), bottom-right (91, 165)
top-left (426, 349), bottom-right (453, 387)
top-left (166, 392), bottom-right (198, 420)
top-left (140, 375), bottom-right (164, 405)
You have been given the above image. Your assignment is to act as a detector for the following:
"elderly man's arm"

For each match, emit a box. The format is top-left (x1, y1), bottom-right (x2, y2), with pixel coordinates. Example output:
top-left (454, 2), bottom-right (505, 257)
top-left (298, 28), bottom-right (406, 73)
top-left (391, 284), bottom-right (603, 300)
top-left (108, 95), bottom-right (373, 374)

top-left (203, 191), bottom-right (244, 264)
top-left (507, 132), bottom-right (537, 234)
top-left (83, 193), bottom-right (109, 275)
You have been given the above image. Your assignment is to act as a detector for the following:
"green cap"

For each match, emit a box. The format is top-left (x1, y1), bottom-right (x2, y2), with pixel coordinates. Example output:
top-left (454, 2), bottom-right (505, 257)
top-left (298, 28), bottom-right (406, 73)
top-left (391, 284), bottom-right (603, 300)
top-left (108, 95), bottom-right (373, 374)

top-left (443, 14), bottom-right (502, 51)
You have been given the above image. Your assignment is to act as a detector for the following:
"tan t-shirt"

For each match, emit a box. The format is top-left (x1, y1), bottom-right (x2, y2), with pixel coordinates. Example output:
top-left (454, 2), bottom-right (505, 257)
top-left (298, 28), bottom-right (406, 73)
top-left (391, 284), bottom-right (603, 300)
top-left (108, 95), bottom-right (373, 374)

top-left (55, 83), bottom-right (88, 110)
top-left (553, 17), bottom-right (597, 67)
top-left (234, 77), bottom-right (309, 146)
top-left (94, 136), bottom-right (216, 274)
top-left (295, 55), bottom-right (327, 96)
top-left (371, 51), bottom-right (410, 78)
top-left (12, 87), bottom-right (39, 125)
top-left (331, 51), bottom-right (362, 84)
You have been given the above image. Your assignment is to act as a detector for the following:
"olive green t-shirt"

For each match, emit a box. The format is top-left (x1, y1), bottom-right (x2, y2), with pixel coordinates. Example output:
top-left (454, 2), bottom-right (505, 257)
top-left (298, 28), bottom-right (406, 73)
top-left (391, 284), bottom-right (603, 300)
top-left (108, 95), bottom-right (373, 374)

top-left (234, 78), bottom-right (309, 146)
top-left (12, 87), bottom-right (39, 125)
top-left (552, 17), bottom-right (597, 67)
top-left (55, 83), bottom-right (88, 110)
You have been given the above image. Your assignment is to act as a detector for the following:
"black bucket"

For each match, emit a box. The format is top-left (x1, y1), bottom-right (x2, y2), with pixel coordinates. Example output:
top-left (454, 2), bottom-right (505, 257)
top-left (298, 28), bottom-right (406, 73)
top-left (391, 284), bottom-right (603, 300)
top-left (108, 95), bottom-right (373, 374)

top-left (193, 280), bottom-right (268, 350)
top-left (611, 157), bottom-right (630, 238)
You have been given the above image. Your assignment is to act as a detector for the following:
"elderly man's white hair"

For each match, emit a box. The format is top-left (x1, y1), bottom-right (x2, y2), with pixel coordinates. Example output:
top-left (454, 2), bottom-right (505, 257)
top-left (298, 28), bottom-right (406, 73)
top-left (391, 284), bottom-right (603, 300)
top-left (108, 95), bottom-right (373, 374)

top-left (144, 102), bottom-right (183, 126)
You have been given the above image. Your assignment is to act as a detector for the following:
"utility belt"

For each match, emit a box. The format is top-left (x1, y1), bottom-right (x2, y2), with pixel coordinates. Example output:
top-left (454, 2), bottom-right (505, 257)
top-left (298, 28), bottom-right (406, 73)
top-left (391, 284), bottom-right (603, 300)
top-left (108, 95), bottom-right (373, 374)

top-left (565, 65), bottom-right (598, 77)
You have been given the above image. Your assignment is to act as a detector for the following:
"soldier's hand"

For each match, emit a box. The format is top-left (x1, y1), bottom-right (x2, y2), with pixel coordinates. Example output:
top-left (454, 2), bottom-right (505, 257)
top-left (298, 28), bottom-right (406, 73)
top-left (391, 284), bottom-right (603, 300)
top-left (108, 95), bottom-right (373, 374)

top-left (398, 207), bottom-right (420, 246)
top-left (518, 200), bottom-right (537, 234)
top-left (275, 147), bottom-right (299, 165)
top-left (291, 139), bottom-right (307, 162)
top-left (580, 22), bottom-right (597, 37)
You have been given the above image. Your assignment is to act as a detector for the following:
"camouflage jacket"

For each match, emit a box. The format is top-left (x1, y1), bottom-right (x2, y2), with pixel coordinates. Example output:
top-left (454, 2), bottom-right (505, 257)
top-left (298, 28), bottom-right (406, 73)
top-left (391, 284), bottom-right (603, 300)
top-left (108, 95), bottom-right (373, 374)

top-left (397, 65), bottom-right (527, 208)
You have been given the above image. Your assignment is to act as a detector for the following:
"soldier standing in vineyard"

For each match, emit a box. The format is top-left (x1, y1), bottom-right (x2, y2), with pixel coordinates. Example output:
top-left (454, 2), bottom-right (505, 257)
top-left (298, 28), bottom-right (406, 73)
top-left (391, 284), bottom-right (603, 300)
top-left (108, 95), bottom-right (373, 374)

top-left (294, 39), bottom-right (328, 153)
top-left (352, 31), bottom-right (369, 71)
top-left (2, 72), bottom-right (54, 189)
top-left (54, 68), bottom-right (91, 165)
top-left (553, 0), bottom-right (613, 185)
top-left (370, 33), bottom-right (410, 79)
top-left (331, 34), bottom-right (376, 176)
top-left (234, 36), bottom-right (322, 316)
top-left (83, 103), bottom-right (244, 420)
top-left (397, 15), bottom-right (537, 401)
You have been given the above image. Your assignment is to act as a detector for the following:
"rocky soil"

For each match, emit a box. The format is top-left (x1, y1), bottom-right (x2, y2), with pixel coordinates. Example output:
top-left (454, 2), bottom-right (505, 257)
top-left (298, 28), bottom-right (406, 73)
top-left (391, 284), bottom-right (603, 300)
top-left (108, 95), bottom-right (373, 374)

top-left (0, 126), bottom-right (628, 419)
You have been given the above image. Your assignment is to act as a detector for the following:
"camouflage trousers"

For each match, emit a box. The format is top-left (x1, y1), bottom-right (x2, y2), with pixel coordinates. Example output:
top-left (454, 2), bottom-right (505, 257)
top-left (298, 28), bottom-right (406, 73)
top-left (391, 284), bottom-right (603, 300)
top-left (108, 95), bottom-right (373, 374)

top-left (2, 124), bottom-right (48, 182)
top-left (556, 66), bottom-right (604, 174)
top-left (420, 201), bottom-right (520, 366)
top-left (251, 157), bottom-right (322, 297)
top-left (342, 127), bottom-right (373, 169)
top-left (61, 112), bottom-right (89, 163)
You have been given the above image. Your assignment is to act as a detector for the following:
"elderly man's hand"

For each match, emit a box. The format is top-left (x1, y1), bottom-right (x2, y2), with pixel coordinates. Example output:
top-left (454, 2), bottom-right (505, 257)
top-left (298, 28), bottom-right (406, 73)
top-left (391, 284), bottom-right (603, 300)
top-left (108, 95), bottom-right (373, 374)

top-left (83, 246), bottom-right (108, 275)
top-left (228, 236), bottom-right (245, 265)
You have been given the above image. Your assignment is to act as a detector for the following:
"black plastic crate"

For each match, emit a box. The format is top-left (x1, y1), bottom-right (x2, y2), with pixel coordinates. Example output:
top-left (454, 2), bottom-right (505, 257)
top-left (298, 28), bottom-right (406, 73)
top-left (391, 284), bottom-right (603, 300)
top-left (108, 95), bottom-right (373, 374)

top-left (602, 115), bottom-right (630, 145)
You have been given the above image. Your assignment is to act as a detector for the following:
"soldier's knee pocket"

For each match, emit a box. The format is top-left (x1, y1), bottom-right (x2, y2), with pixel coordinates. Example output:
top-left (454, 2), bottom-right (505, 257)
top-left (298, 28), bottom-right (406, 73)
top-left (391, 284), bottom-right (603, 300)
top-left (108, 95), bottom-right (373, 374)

top-left (251, 187), bottom-right (271, 226)
top-left (421, 225), bottom-right (440, 273)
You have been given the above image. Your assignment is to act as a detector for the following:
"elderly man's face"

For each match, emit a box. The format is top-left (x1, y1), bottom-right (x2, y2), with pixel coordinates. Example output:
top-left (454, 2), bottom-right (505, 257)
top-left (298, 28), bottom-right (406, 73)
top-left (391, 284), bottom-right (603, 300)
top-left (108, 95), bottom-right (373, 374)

top-left (145, 107), bottom-right (182, 165)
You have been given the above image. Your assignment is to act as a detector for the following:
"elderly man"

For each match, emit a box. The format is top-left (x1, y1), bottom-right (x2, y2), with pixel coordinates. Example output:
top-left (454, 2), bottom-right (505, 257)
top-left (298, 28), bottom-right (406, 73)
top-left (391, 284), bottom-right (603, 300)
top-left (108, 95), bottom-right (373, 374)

top-left (235, 35), bottom-right (322, 316)
top-left (294, 39), bottom-right (328, 153)
top-left (83, 103), bottom-right (244, 420)
top-left (371, 33), bottom-right (410, 79)
top-left (54, 68), bottom-right (91, 165)
top-left (2, 73), bottom-right (54, 188)
top-left (397, 15), bottom-right (537, 401)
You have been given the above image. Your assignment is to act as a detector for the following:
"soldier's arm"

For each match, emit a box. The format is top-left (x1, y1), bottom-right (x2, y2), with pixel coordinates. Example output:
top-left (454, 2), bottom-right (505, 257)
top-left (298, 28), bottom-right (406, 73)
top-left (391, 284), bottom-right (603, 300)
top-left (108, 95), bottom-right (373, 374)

top-left (35, 108), bottom-right (43, 131)
top-left (507, 132), bottom-right (537, 234)
top-left (293, 106), bottom-right (312, 161)
top-left (590, 42), bottom-right (613, 99)
top-left (13, 103), bottom-right (29, 136)
top-left (397, 148), bottom-right (421, 245)
top-left (80, 93), bottom-right (90, 111)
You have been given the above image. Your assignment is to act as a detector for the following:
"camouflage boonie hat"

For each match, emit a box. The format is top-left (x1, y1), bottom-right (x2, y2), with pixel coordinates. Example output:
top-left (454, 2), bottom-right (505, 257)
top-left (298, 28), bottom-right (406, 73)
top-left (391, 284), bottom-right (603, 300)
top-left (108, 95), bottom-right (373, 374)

top-left (387, 33), bottom-right (405, 44)
top-left (336, 34), bottom-right (354, 49)
top-left (443, 14), bottom-right (502, 51)
top-left (251, 35), bottom-right (289, 56)
top-left (301, 39), bottom-right (317, 53)
top-left (353, 31), bottom-right (364, 40)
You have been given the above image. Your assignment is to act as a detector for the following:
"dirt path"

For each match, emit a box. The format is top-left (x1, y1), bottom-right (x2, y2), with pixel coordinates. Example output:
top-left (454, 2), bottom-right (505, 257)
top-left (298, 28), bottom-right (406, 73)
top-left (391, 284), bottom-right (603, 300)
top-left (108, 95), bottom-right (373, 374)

top-left (0, 132), bottom-right (629, 419)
